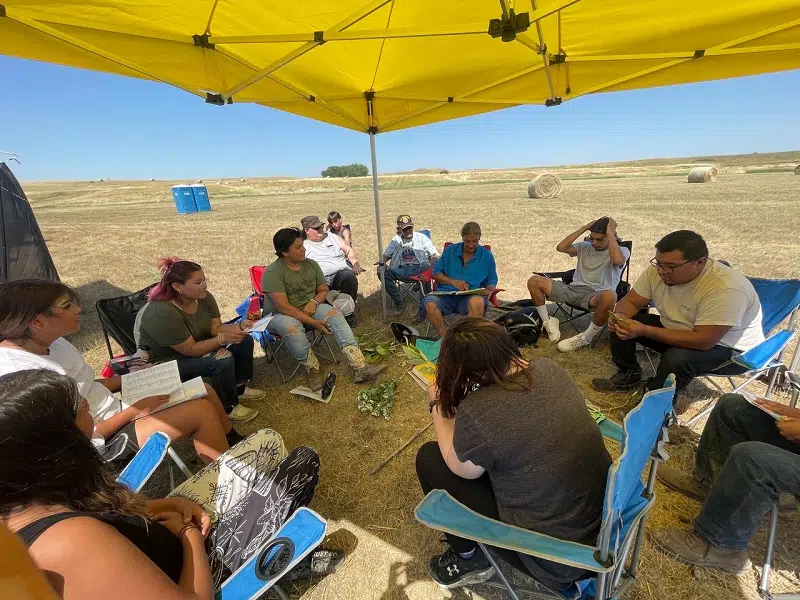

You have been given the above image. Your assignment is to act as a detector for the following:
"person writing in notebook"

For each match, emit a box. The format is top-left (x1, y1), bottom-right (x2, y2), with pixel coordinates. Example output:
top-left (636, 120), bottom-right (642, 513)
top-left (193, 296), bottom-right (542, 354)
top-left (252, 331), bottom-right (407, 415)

top-left (422, 222), bottom-right (497, 337)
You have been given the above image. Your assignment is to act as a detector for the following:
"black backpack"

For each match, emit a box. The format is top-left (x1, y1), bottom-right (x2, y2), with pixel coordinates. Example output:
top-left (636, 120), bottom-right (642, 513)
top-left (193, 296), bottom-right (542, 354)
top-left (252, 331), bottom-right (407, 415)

top-left (494, 306), bottom-right (543, 347)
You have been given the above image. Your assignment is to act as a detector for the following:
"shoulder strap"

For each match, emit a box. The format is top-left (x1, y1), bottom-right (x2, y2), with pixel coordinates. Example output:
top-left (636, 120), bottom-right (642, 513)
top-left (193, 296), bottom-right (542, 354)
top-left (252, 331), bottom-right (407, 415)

top-left (16, 512), bottom-right (91, 546)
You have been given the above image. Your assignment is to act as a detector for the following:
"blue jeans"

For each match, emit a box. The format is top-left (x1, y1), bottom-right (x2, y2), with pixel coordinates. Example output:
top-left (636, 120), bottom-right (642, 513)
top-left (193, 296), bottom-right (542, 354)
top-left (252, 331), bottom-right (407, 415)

top-left (692, 394), bottom-right (800, 549)
top-left (267, 303), bottom-right (357, 361)
top-left (383, 262), bottom-right (430, 307)
top-left (175, 336), bottom-right (254, 412)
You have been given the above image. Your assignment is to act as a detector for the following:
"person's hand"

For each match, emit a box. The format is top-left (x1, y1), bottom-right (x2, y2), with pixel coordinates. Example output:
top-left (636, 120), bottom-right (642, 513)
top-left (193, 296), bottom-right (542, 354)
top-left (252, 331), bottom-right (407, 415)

top-left (352, 262), bottom-right (366, 275)
top-left (239, 319), bottom-right (254, 331)
top-left (756, 398), bottom-right (800, 420)
top-left (154, 497), bottom-right (212, 537)
top-left (585, 218), bottom-right (600, 231)
top-left (131, 394), bottom-right (170, 417)
top-left (302, 301), bottom-right (318, 316)
top-left (452, 280), bottom-right (469, 292)
top-left (606, 217), bottom-right (617, 236)
top-left (777, 418), bottom-right (800, 443)
top-left (219, 328), bottom-right (247, 344)
top-left (606, 311), bottom-right (627, 334)
top-left (613, 317), bottom-right (645, 340)
top-left (312, 318), bottom-right (332, 335)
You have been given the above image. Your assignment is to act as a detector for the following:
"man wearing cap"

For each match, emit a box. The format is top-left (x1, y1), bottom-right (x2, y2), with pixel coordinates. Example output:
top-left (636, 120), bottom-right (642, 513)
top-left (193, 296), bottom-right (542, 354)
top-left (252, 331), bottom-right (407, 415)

top-left (301, 215), bottom-right (364, 321)
top-left (380, 215), bottom-right (439, 314)
top-left (527, 217), bottom-right (630, 352)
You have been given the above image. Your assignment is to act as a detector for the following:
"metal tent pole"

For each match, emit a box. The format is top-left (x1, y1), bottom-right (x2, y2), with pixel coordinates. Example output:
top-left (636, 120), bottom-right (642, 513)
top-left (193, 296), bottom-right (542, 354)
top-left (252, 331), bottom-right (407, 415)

top-left (369, 132), bottom-right (387, 321)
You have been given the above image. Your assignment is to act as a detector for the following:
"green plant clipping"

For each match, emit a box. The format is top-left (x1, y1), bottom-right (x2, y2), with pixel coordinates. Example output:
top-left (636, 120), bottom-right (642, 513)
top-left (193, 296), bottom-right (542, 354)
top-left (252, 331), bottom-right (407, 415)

top-left (399, 343), bottom-right (427, 365)
top-left (359, 340), bottom-right (396, 364)
top-left (356, 380), bottom-right (398, 420)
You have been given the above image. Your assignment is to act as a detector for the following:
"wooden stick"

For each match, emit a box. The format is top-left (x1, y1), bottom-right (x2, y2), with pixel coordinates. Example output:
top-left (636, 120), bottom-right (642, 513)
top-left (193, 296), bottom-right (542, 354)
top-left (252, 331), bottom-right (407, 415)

top-left (370, 422), bottom-right (433, 476)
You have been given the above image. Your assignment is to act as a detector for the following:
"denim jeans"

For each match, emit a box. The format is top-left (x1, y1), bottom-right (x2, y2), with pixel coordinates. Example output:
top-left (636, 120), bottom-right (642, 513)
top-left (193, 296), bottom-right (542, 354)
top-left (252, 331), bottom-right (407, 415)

top-left (609, 312), bottom-right (747, 392)
top-left (267, 303), bottom-right (357, 361)
top-left (692, 394), bottom-right (800, 549)
top-left (175, 335), bottom-right (254, 412)
top-left (383, 262), bottom-right (430, 307)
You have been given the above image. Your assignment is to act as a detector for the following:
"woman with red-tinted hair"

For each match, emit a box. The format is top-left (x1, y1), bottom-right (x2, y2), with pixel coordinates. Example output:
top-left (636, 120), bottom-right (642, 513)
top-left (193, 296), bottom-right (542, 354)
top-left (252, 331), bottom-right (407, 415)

top-left (135, 258), bottom-right (261, 423)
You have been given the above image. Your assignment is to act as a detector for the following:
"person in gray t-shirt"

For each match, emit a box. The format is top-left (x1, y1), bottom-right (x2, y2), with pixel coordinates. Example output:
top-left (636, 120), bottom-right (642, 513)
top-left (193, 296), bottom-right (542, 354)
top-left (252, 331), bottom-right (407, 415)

top-left (527, 217), bottom-right (630, 353)
top-left (415, 317), bottom-right (611, 591)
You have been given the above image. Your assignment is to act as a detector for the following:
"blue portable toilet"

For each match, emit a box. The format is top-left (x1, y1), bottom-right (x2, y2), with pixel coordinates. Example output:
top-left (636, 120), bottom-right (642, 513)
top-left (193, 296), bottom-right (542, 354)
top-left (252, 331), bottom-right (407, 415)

top-left (191, 184), bottom-right (212, 212)
top-left (171, 185), bottom-right (197, 214)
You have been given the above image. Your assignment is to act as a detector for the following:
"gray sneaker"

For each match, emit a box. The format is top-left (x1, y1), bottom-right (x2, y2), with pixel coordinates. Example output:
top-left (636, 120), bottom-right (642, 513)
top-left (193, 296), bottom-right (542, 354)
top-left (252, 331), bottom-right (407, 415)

top-left (352, 364), bottom-right (388, 384)
top-left (650, 528), bottom-right (751, 574)
top-left (657, 465), bottom-right (711, 502)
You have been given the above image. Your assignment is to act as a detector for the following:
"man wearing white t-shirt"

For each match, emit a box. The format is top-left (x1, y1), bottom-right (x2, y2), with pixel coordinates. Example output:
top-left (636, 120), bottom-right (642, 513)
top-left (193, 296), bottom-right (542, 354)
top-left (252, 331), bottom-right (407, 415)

top-left (592, 230), bottom-right (764, 396)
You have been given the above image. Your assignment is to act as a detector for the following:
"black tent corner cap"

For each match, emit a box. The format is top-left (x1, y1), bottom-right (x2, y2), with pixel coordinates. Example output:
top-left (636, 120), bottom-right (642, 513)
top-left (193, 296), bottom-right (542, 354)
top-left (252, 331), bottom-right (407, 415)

top-left (367, 126), bottom-right (378, 134)
top-left (693, 49), bottom-right (705, 59)
top-left (0, 5), bottom-right (6, 18)
top-left (205, 93), bottom-right (226, 105)
top-left (364, 90), bottom-right (375, 101)
top-left (308, 95), bottom-right (316, 102)
top-left (487, 9), bottom-right (530, 42)
top-left (545, 97), bottom-right (563, 107)
top-left (447, 97), bottom-right (454, 103)
top-left (192, 34), bottom-right (215, 49)
top-left (314, 31), bottom-right (325, 43)
top-left (549, 52), bottom-right (566, 66)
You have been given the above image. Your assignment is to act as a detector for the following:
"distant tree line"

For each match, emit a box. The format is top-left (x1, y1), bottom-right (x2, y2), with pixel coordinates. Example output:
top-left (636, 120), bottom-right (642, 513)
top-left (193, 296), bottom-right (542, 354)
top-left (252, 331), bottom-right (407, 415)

top-left (321, 163), bottom-right (369, 178)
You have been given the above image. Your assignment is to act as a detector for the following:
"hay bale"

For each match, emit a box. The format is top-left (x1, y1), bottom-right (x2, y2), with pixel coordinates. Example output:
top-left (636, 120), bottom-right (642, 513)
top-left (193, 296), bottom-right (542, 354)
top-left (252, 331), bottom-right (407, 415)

top-left (687, 166), bottom-right (718, 183)
top-left (794, 164), bottom-right (800, 175)
top-left (527, 173), bottom-right (562, 199)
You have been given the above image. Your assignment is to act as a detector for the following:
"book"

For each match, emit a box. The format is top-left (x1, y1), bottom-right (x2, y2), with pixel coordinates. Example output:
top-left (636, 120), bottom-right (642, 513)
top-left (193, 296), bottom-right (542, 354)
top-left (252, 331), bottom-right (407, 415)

top-left (740, 389), bottom-right (784, 420)
top-left (409, 362), bottom-right (437, 391)
top-left (245, 314), bottom-right (274, 333)
top-left (290, 385), bottom-right (336, 404)
top-left (121, 361), bottom-right (207, 418)
top-left (430, 287), bottom-right (487, 297)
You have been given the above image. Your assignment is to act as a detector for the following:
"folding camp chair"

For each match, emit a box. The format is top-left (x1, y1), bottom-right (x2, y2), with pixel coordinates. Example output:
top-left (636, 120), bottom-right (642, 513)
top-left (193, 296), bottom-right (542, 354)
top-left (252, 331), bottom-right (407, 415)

top-left (249, 265), bottom-right (338, 383)
top-left (96, 285), bottom-right (194, 486)
top-left (535, 240), bottom-right (633, 345)
top-left (116, 432), bottom-right (327, 600)
top-left (649, 277), bottom-right (800, 427)
top-left (415, 375), bottom-right (676, 600)
top-left (379, 228), bottom-right (435, 320)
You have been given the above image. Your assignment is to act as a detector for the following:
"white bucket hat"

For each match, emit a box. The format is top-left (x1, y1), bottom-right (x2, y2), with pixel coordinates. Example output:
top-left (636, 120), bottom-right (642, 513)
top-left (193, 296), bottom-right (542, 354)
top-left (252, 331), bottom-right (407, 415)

top-left (325, 290), bottom-right (356, 316)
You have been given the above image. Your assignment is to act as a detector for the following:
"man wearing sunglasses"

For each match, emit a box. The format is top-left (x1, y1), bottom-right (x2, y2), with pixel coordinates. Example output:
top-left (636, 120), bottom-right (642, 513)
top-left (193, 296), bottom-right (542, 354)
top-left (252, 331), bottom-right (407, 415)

top-left (592, 230), bottom-right (764, 396)
top-left (301, 215), bottom-right (364, 325)
top-left (527, 216), bottom-right (629, 352)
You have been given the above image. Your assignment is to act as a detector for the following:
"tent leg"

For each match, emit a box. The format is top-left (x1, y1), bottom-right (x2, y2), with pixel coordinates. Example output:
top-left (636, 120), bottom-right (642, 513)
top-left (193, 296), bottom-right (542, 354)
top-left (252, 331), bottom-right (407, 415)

top-left (369, 133), bottom-right (386, 322)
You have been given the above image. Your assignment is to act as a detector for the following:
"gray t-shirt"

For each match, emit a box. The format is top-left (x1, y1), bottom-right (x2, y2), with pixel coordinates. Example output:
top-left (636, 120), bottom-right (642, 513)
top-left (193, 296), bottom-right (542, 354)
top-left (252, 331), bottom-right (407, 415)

top-left (453, 357), bottom-right (611, 588)
top-left (571, 241), bottom-right (630, 292)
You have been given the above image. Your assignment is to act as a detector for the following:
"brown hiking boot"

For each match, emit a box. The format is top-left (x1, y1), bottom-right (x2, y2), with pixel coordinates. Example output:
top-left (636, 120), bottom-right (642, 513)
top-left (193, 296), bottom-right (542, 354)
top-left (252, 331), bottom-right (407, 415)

top-left (650, 528), bottom-right (751, 574)
top-left (657, 464), bottom-right (711, 502)
top-left (305, 367), bottom-right (324, 391)
top-left (352, 364), bottom-right (388, 384)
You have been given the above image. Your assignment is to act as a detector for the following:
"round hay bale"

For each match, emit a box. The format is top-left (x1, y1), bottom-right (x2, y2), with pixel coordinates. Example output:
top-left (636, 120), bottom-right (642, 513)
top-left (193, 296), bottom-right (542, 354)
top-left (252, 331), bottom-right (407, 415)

top-left (687, 166), bottom-right (718, 183)
top-left (527, 173), bottom-right (562, 199)
top-left (794, 164), bottom-right (800, 175)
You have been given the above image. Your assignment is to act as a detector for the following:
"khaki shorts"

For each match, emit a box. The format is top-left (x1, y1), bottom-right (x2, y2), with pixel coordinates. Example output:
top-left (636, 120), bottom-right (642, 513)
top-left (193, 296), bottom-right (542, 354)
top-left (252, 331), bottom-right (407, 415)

top-left (548, 280), bottom-right (600, 310)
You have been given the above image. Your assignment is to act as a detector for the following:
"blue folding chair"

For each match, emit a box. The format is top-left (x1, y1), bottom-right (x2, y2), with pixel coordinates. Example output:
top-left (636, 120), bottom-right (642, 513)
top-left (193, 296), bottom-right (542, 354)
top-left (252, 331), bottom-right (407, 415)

top-left (682, 277), bottom-right (800, 427)
top-left (116, 432), bottom-right (328, 600)
top-left (415, 376), bottom-right (676, 600)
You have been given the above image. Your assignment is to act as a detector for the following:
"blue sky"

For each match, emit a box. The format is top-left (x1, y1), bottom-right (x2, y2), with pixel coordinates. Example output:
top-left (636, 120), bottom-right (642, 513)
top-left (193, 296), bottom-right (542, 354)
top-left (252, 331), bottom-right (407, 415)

top-left (2, 56), bottom-right (798, 181)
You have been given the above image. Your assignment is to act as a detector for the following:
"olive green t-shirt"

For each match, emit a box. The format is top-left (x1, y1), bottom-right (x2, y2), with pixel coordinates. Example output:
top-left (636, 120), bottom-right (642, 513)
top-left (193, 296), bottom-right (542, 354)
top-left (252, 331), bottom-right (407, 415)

top-left (261, 258), bottom-right (325, 310)
top-left (135, 292), bottom-right (221, 361)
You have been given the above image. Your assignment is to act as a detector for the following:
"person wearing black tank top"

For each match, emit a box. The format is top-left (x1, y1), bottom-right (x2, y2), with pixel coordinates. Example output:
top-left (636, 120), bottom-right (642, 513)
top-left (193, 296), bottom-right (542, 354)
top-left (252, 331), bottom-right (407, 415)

top-left (0, 370), bottom-right (343, 600)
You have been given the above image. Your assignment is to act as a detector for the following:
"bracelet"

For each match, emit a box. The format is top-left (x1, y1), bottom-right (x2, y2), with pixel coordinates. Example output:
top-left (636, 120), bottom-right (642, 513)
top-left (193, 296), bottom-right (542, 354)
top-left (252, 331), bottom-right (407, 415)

top-left (239, 321), bottom-right (245, 331)
top-left (217, 333), bottom-right (224, 345)
top-left (310, 299), bottom-right (319, 306)
top-left (178, 524), bottom-right (198, 541)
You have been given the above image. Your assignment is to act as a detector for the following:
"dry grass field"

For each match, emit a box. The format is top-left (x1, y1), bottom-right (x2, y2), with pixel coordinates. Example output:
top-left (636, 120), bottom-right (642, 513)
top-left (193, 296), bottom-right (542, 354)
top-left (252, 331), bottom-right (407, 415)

top-left (23, 154), bottom-right (800, 600)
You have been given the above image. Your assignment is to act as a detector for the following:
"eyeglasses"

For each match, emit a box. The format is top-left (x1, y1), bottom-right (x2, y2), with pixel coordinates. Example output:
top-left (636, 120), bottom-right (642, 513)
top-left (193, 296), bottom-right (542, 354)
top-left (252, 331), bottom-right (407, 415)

top-left (187, 277), bottom-right (209, 286)
top-left (650, 257), bottom-right (693, 273)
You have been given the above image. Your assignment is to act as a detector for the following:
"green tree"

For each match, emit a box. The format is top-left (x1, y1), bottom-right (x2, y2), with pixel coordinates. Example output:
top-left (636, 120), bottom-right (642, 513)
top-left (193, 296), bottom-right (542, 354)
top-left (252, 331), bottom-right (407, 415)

top-left (321, 163), bottom-right (369, 178)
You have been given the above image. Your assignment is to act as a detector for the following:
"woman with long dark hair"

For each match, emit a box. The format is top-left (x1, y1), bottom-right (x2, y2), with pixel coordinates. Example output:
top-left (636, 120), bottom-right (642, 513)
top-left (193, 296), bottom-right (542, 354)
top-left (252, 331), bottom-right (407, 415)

top-left (0, 279), bottom-right (234, 464)
top-left (135, 258), bottom-right (261, 423)
top-left (416, 317), bottom-right (611, 592)
top-left (0, 369), bottom-right (341, 599)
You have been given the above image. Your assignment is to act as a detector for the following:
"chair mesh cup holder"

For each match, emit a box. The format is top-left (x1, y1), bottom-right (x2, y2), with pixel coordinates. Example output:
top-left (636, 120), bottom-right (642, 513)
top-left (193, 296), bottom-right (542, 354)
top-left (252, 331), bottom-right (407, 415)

top-left (256, 537), bottom-right (295, 581)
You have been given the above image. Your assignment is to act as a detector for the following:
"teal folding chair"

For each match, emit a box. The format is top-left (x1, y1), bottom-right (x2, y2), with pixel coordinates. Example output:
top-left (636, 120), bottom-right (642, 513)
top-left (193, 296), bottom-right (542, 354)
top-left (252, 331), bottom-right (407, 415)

top-left (415, 376), bottom-right (676, 600)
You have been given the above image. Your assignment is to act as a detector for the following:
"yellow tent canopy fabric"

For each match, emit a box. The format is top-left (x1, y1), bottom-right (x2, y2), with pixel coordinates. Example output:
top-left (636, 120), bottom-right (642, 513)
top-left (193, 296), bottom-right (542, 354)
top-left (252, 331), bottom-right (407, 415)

top-left (2, 0), bottom-right (799, 133)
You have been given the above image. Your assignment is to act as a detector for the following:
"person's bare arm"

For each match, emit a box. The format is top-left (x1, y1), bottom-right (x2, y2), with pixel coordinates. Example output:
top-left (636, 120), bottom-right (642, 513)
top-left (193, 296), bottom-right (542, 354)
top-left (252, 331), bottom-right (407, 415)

top-left (28, 517), bottom-right (213, 600)
top-left (342, 228), bottom-right (352, 247)
top-left (94, 395), bottom-right (171, 439)
top-left (170, 335), bottom-right (224, 358)
top-left (98, 376), bottom-right (122, 393)
top-left (433, 272), bottom-right (468, 291)
top-left (614, 289), bottom-right (650, 319)
top-left (605, 218), bottom-right (626, 266)
top-left (556, 219), bottom-right (597, 256)
top-left (617, 321), bottom-right (731, 351)
top-left (268, 290), bottom-right (331, 334)
top-left (428, 384), bottom-right (484, 480)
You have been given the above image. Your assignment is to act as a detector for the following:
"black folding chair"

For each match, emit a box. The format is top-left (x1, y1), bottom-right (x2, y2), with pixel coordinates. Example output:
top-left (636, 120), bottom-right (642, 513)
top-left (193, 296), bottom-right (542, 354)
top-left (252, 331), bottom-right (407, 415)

top-left (95, 283), bottom-right (194, 487)
top-left (535, 239), bottom-right (633, 345)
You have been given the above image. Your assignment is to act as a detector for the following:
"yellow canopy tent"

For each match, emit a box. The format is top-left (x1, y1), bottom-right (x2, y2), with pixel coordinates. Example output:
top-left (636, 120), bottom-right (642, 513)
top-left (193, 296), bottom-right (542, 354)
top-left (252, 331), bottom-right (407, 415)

top-left (2, 0), bottom-right (799, 264)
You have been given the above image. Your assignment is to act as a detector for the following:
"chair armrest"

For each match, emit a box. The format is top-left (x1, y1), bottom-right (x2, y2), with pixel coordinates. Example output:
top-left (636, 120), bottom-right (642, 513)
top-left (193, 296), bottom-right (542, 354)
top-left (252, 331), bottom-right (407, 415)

top-left (116, 431), bottom-right (170, 492)
top-left (534, 270), bottom-right (575, 283)
top-left (409, 267), bottom-right (434, 283)
top-left (731, 330), bottom-right (795, 371)
top-left (487, 288), bottom-right (505, 307)
top-left (598, 418), bottom-right (623, 444)
top-left (414, 490), bottom-right (610, 573)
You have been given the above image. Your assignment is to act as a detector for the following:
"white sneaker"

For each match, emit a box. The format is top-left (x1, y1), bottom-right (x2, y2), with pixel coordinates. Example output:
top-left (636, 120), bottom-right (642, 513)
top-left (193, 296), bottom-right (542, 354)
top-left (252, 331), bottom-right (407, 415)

top-left (557, 333), bottom-right (590, 353)
top-left (238, 386), bottom-right (265, 401)
top-left (543, 316), bottom-right (561, 342)
top-left (228, 403), bottom-right (259, 423)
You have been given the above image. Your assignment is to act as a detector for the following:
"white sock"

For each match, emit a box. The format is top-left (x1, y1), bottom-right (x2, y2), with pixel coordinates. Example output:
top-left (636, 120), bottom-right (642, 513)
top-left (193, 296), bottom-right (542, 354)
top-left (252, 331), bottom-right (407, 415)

top-left (583, 322), bottom-right (604, 342)
top-left (535, 305), bottom-right (550, 322)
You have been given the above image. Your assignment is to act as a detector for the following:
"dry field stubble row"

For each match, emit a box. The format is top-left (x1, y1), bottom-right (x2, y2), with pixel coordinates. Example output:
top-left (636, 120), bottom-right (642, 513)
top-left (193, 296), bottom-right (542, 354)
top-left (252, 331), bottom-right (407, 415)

top-left (25, 171), bottom-right (800, 600)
